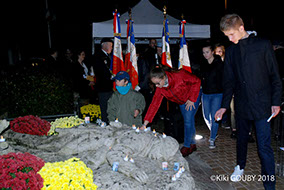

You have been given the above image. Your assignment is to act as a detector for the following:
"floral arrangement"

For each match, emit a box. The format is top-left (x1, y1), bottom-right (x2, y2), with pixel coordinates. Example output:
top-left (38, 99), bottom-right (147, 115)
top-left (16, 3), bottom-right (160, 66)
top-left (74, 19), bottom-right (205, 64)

top-left (0, 152), bottom-right (45, 190)
top-left (10, 115), bottom-right (51, 136)
top-left (39, 157), bottom-right (98, 190)
top-left (48, 116), bottom-right (84, 135)
top-left (80, 104), bottom-right (101, 121)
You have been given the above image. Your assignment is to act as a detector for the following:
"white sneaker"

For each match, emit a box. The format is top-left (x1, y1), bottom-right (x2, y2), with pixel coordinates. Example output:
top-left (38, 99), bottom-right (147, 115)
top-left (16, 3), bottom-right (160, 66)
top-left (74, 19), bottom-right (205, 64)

top-left (209, 140), bottom-right (216, 149)
top-left (230, 165), bottom-right (244, 182)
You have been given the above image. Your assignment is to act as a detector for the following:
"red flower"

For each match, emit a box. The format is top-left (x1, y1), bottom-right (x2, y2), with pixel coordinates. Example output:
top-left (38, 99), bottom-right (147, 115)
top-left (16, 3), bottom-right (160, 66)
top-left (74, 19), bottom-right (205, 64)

top-left (0, 152), bottom-right (45, 189)
top-left (10, 115), bottom-right (51, 136)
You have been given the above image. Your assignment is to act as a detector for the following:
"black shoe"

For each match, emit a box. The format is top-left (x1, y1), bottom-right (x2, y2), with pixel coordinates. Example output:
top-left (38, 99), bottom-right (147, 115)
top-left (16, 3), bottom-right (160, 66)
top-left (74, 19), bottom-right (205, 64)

top-left (231, 131), bottom-right (237, 139)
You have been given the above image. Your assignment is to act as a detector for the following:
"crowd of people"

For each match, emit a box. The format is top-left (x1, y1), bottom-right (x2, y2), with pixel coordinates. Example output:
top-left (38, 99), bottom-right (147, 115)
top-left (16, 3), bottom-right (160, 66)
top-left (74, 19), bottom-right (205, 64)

top-left (41, 14), bottom-right (284, 190)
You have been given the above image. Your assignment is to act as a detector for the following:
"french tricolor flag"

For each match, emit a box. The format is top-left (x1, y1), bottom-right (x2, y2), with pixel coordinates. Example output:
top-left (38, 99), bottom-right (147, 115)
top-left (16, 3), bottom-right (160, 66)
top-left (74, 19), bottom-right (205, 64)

top-left (125, 19), bottom-right (138, 90)
top-left (178, 20), bottom-right (192, 73)
top-left (161, 19), bottom-right (172, 68)
top-left (112, 11), bottom-right (125, 82)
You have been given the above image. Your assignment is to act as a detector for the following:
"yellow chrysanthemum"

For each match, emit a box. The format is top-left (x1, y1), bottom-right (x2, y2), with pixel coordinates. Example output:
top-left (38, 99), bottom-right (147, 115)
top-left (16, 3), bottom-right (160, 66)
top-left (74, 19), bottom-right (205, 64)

top-left (39, 157), bottom-right (97, 190)
top-left (48, 116), bottom-right (84, 135)
top-left (80, 104), bottom-right (101, 120)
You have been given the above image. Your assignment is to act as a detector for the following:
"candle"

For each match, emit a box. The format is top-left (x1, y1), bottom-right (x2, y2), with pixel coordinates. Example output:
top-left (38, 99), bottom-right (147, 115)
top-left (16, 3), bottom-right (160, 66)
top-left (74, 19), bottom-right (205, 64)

top-left (173, 162), bottom-right (180, 171)
top-left (130, 158), bottom-right (134, 163)
top-left (176, 171), bottom-right (181, 178)
top-left (162, 133), bottom-right (166, 138)
top-left (162, 162), bottom-right (168, 170)
top-left (267, 113), bottom-right (275, 122)
top-left (153, 129), bottom-right (156, 134)
top-left (171, 175), bottom-right (177, 181)
top-left (132, 124), bottom-right (136, 129)
top-left (84, 116), bottom-right (90, 124)
top-left (216, 117), bottom-right (221, 121)
top-left (0, 136), bottom-right (5, 142)
top-left (101, 122), bottom-right (106, 127)
top-left (181, 166), bottom-right (185, 173)
top-left (124, 155), bottom-right (129, 162)
top-left (135, 128), bottom-right (140, 133)
top-left (112, 162), bottom-right (119, 172)
top-left (115, 118), bottom-right (119, 122)
top-left (154, 133), bottom-right (157, 137)
top-left (144, 127), bottom-right (150, 132)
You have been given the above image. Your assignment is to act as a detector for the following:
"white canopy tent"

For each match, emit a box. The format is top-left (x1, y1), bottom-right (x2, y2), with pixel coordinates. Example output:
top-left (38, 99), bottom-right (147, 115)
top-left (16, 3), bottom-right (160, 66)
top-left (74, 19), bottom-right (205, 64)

top-left (92, 0), bottom-right (210, 52)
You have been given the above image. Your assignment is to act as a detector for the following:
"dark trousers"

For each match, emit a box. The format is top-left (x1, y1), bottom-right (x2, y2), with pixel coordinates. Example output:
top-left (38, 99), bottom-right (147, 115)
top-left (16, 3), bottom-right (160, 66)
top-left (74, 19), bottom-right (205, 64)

top-left (98, 91), bottom-right (113, 123)
top-left (236, 117), bottom-right (276, 189)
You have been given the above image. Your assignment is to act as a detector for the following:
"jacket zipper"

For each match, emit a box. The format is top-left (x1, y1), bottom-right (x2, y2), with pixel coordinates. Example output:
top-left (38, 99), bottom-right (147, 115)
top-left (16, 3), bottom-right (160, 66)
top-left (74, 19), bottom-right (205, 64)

top-left (169, 89), bottom-right (184, 104)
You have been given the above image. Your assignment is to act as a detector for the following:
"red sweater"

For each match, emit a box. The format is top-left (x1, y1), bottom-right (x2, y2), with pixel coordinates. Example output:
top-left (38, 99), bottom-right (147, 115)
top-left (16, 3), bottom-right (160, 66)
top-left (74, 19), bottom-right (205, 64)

top-left (144, 69), bottom-right (201, 123)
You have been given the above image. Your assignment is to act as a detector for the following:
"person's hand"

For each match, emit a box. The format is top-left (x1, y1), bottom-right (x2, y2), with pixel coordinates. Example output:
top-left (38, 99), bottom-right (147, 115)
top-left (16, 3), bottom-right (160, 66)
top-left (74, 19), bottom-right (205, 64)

top-left (185, 100), bottom-right (195, 111)
top-left (134, 109), bottom-right (140, 118)
top-left (140, 121), bottom-right (149, 130)
top-left (86, 75), bottom-right (95, 82)
top-left (89, 81), bottom-right (95, 86)
top-left (214, 108), bottom-right (227, 121)
top-left (271, 106), bottom-right (280, 117)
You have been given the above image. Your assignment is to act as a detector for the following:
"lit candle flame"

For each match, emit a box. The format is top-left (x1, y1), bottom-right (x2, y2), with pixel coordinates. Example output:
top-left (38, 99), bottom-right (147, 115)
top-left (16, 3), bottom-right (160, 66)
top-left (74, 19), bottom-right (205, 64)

top-left (153, 129), bottom-right (156, 133)
top-left (0, 136), bottom-right (3, 139)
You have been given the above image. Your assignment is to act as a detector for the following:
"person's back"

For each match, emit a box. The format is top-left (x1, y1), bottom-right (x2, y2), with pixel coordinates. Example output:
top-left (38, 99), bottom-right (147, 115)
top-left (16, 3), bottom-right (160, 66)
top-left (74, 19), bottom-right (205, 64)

top-left (93, 49), bottom-right (113, 92)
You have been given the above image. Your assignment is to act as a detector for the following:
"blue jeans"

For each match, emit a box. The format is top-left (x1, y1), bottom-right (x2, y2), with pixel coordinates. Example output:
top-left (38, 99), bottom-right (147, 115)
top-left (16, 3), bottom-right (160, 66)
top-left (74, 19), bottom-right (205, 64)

top-left (201, 93), bottom-right (223, 141)
top-left (179, 89), bottom-right (202, 148)
top-left (236, 117), bottom-right (275, 190)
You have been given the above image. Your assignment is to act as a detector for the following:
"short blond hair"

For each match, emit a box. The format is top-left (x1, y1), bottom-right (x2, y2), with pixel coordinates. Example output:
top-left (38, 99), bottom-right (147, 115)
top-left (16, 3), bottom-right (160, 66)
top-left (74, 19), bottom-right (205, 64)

top-left (220, 14), bottom-right (244, 32)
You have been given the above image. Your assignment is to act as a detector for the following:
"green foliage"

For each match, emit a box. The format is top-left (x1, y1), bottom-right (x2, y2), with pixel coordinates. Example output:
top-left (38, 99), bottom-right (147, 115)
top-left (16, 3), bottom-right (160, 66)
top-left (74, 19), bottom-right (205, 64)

top-left (0, 67), bottom-right (74, 118)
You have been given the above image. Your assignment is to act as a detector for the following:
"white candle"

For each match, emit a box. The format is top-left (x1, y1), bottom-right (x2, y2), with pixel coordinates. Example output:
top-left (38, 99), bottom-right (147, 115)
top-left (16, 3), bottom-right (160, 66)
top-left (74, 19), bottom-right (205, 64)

top-left (154, 133), bottom-right (157, 137)
top-left (132, 124), bottom-right (136, 129)
top-left (176, 171), bottom-right (181, 178)
top-left (153, 129), bottom-right (156, 134)
top-left (135, 128), bottom-right (140, 133)
top-left (144, 127), bottom-right (149, 132)
top-left (171, 175), bottom-right (177, 181)
top-left (130, 158), bottom-right (134, 163)
top-left (124, 155), bottom-right (129, 162)
top-left (162, 133), bottom-right (166, 138)
top-left (115, 118), bottom-right (119, 122)
top-left (101, 122), bottom-right (106, 127)
top-left (0, 136), bottom-right (5, 142)
top-left (181, 166), bottom-right (185, 173)
top-left (267, 113), bottom-right (275, 122)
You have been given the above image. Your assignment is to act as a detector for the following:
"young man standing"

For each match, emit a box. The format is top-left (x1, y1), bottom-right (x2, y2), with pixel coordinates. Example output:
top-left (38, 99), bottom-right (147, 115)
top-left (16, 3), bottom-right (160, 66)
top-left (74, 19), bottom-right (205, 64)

top-left (215, 14), bottom-right (282, 189)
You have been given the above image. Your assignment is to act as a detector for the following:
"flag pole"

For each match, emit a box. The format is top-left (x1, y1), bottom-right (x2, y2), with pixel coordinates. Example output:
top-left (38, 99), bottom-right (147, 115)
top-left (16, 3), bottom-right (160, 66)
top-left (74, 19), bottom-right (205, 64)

top-left (45, 0), bottom-right (52, 48)
top-left (163, 6), bottom-right (167, 19)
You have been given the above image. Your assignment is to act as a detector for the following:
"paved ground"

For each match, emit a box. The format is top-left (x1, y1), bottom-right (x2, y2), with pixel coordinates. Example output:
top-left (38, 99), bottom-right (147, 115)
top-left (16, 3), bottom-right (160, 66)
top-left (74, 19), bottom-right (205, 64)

top-left (192, 110), bottom-right (284, 190)
top-left (153, 108), bottom-right (284, 190)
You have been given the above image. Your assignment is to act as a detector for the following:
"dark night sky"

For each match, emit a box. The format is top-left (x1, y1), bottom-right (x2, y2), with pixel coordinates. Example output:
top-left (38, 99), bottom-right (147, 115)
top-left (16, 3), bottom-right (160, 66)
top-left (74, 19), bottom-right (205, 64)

top-left (5, 0), bottom-right (284, 63)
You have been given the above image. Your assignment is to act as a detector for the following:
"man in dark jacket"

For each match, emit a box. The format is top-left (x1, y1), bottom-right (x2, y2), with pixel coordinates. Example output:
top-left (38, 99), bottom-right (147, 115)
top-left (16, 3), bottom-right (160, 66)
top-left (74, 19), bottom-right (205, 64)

top-left (215, 14), bottom-right (282, 190)
top-left (92, 38), bottom-right (114, 123)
